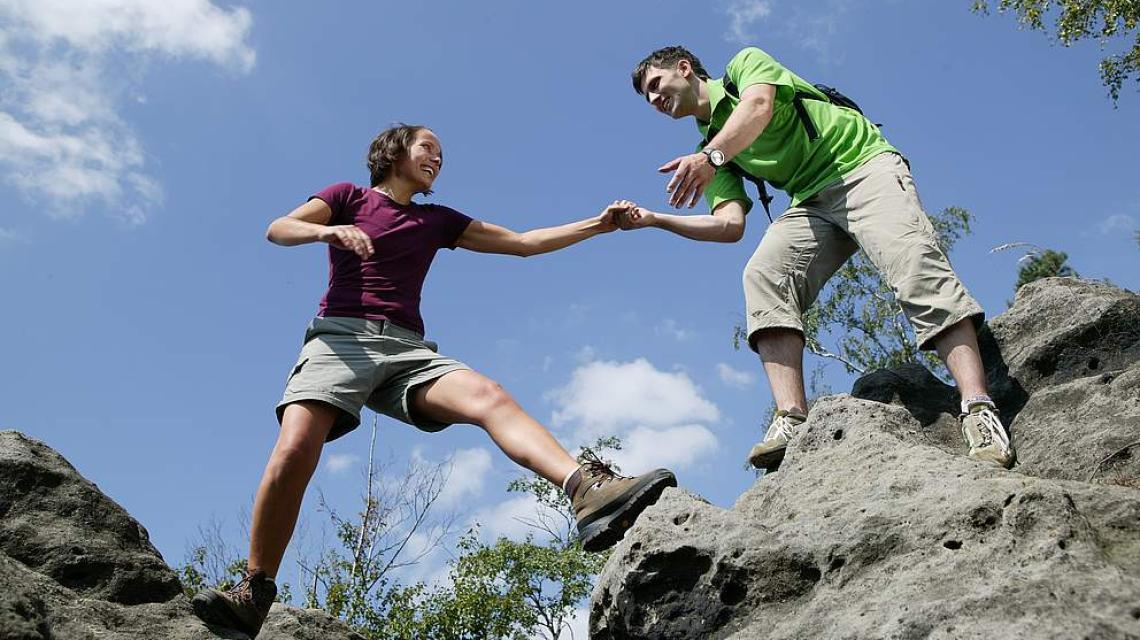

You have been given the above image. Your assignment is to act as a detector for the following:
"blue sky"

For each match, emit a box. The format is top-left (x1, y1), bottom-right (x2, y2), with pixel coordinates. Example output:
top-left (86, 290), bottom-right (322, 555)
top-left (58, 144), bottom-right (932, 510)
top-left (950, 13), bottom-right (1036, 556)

top-left (2, 0), bottom-right (1137, 635)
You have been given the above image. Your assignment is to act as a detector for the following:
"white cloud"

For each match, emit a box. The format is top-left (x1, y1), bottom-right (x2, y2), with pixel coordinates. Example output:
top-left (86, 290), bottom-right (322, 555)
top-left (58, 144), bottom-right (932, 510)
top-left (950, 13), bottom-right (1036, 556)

top-left (655, 318), bottom-right (695, 342)
top-left (324, 453), bottom-right (359, 475)
top-left (717, 362), bottom-right (757, 388)
top-left (0, 0), bottom-right (255, 221)
top-left (574, 345), bottom-right (597, 363)
top-left (549, 358), bottom-right (720, 438)
top-left (471, 494), bottom-right (548, 541)
top-left (0, 227), bottom-right (26, 243)
top-left (436, 447), bottom-right (494, 508)
top-left (723, 0), bottom-right (773, 44)
top-left (720, 0), bottom-right (852, 60)
top-left (394, 530), bottom-right (454, 589)
top-left (612, 424), bottom-right (719, 474)
top-left (1096, 214), bottom-right (1137, 235)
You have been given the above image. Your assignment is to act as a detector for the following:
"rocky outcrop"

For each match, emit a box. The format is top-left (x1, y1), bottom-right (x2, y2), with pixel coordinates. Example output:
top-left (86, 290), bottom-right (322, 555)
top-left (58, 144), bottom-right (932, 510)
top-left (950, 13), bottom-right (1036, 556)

top-left (0, 431), bottom-right (363, 640)
top-left (591, 278), bottom-right (1140, 640)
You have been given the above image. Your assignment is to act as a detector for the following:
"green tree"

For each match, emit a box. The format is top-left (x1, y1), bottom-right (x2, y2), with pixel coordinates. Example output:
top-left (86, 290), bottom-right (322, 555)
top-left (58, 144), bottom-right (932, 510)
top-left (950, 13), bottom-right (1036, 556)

top-left (374, 438), bottom-right (619, 640)
top-left (972, 0), bottom-right (1140, 102)
top-left (295, 420), bottom-right (457, 630)
top-left (379, 531), bottom-right (601, 640)
top-left (1014, 248), bottom-right (1078, 290)
top-left (732, 206), bottom-right (973, 377)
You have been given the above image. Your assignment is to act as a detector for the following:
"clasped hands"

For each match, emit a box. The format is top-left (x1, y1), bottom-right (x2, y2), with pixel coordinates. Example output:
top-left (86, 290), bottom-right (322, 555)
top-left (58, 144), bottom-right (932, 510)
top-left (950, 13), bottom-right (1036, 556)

top-left (600, 200), bottom-right (654, 232)
top-left (600, 150), bottom-right (715, 232)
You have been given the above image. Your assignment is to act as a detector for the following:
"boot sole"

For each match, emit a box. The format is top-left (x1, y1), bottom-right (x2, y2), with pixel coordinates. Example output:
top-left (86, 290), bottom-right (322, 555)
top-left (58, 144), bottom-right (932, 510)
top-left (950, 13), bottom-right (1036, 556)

top-left (191, 591), bottom-right (259, 638)
top-left (578, 469), bottom-right (677, 552)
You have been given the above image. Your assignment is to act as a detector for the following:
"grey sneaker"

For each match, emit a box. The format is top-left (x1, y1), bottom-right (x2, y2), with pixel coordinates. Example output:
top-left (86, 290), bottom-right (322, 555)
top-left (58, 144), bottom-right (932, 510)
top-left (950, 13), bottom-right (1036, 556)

top-left (748, 409), bottom-right (807, 470)
top-left (961, 402), bottom-right (1014, 468)
top-left (570, 453), bottom-right (677, 552)
top-left (191, 570), bottom-right (277, 638)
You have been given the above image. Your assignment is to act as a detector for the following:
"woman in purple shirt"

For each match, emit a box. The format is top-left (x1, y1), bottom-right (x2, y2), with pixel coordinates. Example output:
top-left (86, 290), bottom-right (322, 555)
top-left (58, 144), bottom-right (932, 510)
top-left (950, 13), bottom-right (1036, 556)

top-left (192, 124), bottom-right (677, 638)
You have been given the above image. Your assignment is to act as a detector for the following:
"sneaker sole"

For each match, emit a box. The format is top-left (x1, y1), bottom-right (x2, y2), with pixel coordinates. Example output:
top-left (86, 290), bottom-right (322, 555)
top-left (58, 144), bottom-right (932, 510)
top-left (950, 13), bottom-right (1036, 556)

top-left (968, 450), bottom-right (1015, 469)
top-left (748, 445), bottom-right (787, 471)
top-left (578, 469), bottom-right (677, 552)
top-left (191, 591), bottom-right (259, 637)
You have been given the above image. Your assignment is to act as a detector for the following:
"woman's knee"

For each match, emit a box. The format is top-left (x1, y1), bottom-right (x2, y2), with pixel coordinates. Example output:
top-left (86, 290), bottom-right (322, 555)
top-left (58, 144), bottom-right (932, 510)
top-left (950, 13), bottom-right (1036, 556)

top-left (467, 379), bottom-right (518, 424)
top-left (275, 402), bottom-right (335, 462)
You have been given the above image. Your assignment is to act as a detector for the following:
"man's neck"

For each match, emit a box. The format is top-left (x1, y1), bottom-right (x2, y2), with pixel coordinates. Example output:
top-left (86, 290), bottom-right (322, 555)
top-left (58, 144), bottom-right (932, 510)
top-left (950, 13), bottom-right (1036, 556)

top-left (695, 78), bottom-right (712, 123)
top-left (373, 180), bottom-right (415, 205)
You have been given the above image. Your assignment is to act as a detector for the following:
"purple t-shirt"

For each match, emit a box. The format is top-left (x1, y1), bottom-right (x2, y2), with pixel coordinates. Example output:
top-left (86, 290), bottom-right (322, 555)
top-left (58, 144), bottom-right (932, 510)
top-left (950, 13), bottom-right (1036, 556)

top-left (310, 182), bottom-right (473, 335)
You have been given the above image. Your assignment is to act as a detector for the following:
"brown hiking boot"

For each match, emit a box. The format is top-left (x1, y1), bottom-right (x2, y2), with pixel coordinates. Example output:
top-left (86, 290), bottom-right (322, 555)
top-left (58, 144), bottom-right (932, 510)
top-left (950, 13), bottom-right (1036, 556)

top-left (191, 570), bottom-right (276, 638)
top-left (570, 452), bottom-right (677, 552)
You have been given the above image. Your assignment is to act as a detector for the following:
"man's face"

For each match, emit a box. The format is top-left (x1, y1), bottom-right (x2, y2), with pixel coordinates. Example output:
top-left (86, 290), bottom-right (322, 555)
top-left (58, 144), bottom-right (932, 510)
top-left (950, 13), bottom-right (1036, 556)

top-left (641, 60), bottom-right (698, 119)
top-left (398, 129), bottom-right (443, 191)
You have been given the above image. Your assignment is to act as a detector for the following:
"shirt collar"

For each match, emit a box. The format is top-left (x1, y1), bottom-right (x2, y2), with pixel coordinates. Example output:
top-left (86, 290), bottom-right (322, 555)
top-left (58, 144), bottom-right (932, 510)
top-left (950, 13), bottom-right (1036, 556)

top-left (699, 77), bottom-right (730, 136)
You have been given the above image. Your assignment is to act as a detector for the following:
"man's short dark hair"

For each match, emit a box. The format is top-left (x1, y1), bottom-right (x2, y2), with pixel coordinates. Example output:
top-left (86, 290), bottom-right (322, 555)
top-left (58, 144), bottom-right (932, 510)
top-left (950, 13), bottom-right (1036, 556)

top-left (367, 123), bottom-right (432, 193)
top-left (631, 46), bottom-right (710, 96)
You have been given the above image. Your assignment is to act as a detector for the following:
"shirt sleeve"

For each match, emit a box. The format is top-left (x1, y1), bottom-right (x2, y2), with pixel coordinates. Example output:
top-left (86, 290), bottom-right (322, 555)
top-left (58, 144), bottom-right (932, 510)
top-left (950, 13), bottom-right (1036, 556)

top-left (428, 204), bottom-right (474, 249)
top-left (309, 182), bottom-right (354, 224)
top-left (725, 47), bottom-right (797, 97)
top-left (704, 166), bottom-right (753, 215)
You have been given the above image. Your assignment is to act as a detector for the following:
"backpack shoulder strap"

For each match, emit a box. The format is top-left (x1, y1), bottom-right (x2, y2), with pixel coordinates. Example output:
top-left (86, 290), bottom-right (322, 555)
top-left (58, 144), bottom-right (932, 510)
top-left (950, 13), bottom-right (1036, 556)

top-left (705, 71), bottom-right (774, 220)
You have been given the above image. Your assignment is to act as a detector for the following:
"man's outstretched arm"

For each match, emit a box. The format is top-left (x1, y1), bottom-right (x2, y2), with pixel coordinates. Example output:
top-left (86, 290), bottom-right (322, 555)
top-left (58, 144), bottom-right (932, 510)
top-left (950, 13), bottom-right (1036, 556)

top-left (619, 199), bottom-right (747, 243)
top-left (456, 200), bottom-right (634, 257)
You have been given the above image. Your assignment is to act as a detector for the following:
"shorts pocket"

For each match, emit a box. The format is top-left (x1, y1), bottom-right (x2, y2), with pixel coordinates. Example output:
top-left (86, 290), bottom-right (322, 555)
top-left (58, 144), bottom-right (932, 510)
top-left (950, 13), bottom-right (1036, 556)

top-left (286, 358), bottom-right (309, 384)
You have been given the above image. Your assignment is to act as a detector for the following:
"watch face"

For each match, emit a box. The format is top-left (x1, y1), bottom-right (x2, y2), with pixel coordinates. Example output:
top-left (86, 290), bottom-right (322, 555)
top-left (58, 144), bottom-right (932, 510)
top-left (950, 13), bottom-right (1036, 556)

top-left (709, 149), bottom-right (726, 166)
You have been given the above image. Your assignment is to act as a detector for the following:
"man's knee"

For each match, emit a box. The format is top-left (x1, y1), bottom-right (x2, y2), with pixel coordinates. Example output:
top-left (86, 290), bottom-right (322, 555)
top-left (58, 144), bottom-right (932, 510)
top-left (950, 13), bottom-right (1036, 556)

top-left (742, 258), bottom-right (782, 294)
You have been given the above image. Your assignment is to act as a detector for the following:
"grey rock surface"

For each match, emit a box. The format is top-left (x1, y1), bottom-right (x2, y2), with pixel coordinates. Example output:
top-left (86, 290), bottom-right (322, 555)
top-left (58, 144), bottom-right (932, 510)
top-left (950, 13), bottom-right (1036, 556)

top-left (986, 278), bottom-right (1140, 396)
top-left (0, 431), bottom-right (363, 640)
top-left (592, 278), bottom-right (1140, 640)
top-left (0, 431), bottom-right (181, 605)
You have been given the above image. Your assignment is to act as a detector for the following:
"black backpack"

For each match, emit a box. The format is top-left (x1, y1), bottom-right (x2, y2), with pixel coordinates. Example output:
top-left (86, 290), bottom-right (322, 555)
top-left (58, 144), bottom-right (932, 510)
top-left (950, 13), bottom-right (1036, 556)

top-left (703, 79), bottom-right (868, 221)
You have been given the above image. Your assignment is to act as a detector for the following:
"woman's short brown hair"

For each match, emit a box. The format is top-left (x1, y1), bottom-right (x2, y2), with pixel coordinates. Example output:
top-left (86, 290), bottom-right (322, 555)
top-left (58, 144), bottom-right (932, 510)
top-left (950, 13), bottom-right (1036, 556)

top-left (366, 124), bottom-right (432, 192)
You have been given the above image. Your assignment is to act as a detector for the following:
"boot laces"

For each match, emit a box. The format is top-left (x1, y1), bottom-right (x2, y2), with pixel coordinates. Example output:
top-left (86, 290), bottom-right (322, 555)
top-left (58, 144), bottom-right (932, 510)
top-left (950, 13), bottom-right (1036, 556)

top-left (224, 573), bottom-right (256, 602)
top-left (579, 451), bottom-right (626, 489)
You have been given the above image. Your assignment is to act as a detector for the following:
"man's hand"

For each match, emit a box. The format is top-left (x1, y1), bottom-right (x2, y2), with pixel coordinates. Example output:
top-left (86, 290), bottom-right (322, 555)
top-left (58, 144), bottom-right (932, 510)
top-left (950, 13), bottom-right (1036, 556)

top-left (616, 207), bottom-right (657, 231)
top-left (318, 225), bottom-right (374, 259)
top-left (600, 200), bottom-right (637, 232)
top-left (660, 152), bottom-right (716, 209)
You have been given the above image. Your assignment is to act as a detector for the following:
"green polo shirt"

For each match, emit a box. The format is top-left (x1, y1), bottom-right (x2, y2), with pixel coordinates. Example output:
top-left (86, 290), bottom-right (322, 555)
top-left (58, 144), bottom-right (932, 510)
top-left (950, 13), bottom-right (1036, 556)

top-left (702, 47), bottom-right (897, 213)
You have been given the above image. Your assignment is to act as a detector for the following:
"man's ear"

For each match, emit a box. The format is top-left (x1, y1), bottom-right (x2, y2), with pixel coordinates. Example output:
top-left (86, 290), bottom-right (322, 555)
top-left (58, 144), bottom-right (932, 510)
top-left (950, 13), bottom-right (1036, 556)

top-left (677, 58), bottom-right (692, 77)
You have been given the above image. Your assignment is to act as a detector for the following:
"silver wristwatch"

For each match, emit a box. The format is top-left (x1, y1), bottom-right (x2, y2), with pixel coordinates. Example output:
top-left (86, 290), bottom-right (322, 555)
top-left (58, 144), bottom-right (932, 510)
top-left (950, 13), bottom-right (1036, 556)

top-left (702, 147), bottom-right (727, 167)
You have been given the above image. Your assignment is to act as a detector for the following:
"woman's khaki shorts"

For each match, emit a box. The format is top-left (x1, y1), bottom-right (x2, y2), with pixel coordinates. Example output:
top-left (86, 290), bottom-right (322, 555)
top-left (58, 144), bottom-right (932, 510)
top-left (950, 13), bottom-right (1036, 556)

top-left (742, 152), bottom-right (983, 353)
top-left (276, 316), bottom-right (470, 442)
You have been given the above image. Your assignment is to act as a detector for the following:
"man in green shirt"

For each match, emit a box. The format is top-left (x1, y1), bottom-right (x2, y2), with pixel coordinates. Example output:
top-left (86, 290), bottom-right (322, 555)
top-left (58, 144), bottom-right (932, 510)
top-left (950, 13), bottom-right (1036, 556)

top-left (627, 45), bottom-right (1013, 470)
